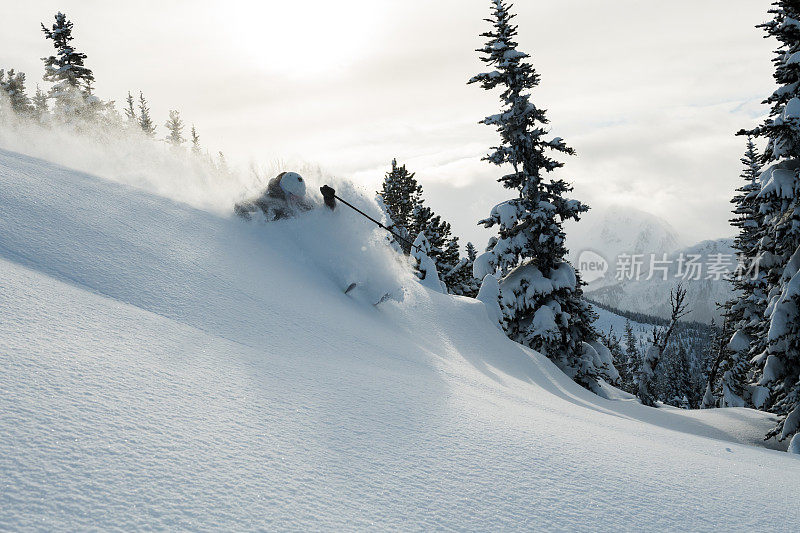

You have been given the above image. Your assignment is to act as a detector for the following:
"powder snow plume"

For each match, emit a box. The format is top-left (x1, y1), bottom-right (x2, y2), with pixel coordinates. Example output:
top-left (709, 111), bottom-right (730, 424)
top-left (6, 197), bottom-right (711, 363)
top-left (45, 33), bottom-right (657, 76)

top-left (0, 100), bottom-right (348, 216)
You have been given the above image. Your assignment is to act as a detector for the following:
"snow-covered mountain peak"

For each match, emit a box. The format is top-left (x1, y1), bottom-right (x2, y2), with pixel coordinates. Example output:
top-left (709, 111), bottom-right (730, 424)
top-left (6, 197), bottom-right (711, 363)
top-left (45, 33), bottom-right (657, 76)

top-left (567, 204), bottom-right (686, 269)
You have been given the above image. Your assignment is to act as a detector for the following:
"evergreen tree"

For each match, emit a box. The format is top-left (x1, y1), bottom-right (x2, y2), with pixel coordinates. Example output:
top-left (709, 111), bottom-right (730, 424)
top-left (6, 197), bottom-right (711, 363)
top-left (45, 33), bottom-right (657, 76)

top-left (412, 231), bottom-right (445, 293)
top-left (740, 0), bottom-right (800, 442)
top-left (662, 343), bottom-right (693, 407)
top-left (411, 208), bottom-right (463, 294)
top-left (624, 320), bottom-right (638, 362)
top-left (412, 208), bottom-right (447, 265)
top-left (441, 239), bottom-right (482, 298)
top-left (601, 328), bottom-right (627, 388)
top-left (32, 84), bottom-right (48, 120)
top-left (466, 242), bottom-right (478, 262)
top-left (164, 109), bottom-right (186, 146)
top-left (409, 204), bottom-right (433, 245)
top-left (377, 158), bottom-right (476, 296)
top-left (0, 69), bottom-right (32, 115)
top-left (138, 92), bottom-right (156, 137)
top-left (378, 159), bottom-right (424, 253)
top-left (469, 0), bottom-right (599, 390)
top-left (190, 125), bottom-right (201, 153)
top-left (449, 242), bottom-right (481, 298)
top-left (438, 237), bottom-right (464, 293)
top-left (720, 137), bottom-right (764, 407)
top-left (41, 12), bottom-right (94, 111)
top-left (622, 319), bottom-right (640, 392)
top-left (124, 92), bottom-right (137, 124)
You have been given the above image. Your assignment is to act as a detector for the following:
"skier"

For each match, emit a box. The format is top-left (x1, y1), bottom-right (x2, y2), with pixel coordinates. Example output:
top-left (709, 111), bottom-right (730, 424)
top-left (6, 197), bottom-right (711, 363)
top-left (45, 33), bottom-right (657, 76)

top-left (235, 171), bottom-right (313, 220)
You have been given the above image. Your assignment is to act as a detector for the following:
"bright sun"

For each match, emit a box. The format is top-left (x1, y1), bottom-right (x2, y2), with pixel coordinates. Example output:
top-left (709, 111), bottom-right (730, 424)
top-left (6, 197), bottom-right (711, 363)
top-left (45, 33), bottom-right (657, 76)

top-left (224, 1), bottom-right (384, 76)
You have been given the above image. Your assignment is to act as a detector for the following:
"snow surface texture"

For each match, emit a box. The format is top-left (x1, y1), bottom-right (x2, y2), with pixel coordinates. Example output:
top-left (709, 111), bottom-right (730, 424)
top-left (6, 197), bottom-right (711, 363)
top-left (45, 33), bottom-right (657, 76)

top-left (1, 149), bottom-right (799, 531)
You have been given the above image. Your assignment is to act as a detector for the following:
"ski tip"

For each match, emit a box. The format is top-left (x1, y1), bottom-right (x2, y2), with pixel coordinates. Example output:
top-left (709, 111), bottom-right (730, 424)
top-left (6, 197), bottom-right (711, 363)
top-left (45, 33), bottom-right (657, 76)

top-left (344, 282), bottom-right (358, 295)
top-left (373, 292), bottom-right (393, 306)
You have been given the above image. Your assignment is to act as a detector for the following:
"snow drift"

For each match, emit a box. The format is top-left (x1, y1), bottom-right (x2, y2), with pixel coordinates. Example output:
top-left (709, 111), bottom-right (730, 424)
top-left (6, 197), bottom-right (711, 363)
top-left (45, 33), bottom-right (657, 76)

top-left (1, 148), bottom-right (799, 531)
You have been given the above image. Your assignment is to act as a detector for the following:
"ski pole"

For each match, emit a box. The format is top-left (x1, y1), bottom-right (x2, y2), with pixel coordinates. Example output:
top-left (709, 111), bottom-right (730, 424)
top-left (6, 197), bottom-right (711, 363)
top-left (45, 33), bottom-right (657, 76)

top-left (320, 185), bottom-right (420, 252)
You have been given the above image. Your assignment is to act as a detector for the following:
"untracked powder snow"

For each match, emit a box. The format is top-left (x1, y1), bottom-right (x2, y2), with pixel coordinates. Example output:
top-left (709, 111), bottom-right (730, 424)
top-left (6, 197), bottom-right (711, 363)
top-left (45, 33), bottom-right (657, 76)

top-left (1, 149), bottom-right (799, 531)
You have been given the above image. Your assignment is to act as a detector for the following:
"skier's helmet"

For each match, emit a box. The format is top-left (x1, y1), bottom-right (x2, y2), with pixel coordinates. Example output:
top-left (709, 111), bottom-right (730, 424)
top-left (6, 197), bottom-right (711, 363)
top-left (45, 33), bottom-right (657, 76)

top-left (279, 172), bottom-right (306, 199)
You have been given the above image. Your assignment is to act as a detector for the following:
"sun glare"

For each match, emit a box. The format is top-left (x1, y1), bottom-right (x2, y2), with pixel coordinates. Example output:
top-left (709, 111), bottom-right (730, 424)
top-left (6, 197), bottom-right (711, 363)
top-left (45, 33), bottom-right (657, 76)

top-left (224, 1), bottom-right (383, 76)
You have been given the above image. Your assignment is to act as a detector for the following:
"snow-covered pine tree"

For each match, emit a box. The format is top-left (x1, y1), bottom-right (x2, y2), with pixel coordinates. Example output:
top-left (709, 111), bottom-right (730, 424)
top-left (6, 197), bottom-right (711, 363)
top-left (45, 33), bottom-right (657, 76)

top-left (601, 327), bottom-right (627, 387)
top-left (466, 242), bottom-right (478, 262)
top-left (32, 84), bottom-right (48, 120)
top-left (190, 125), bottom-right (201, 154)
top-left (377, 159), bottom-right (477, 296)
top-left (441, 235), bottom-right (461, 272)
top-left (412, 231), bottom-right (446, 293)
top-left (477, 274), bottom-right (504, 328)
top-left (409, 207), bottom-right (477, 296)
top-left (701, 383), bottom-right (717, 409)
top-left (138, 92), bottom-right (156, 137)
top-left (740, 0), bottom-right (800, 442)
top-left (439, 237), bottom-right (467, 295)
top-left (41, 12), bottom-right (94, 114)
top-left (469, 0), bottom-right (599, 390)
top-left (621, 319), bottom-right (640, 393)
top-left (661, 342), bottom-right (693, 407)
top-left (720, 137), bottom-right (764, 408)
top-left (447, 243), bottom-right (481, 298)
top-left (451, 242), bottom-right (482, 297)
top-left (124, 92), bottom-right (137, 124)
top-left (0, 69), bottom-right (32, 115)
top-left (418, 213), bottom-right (452, 276)
top-left (164, 110), bottom-right (186, 146)
top-left (637, 332), bottom-right (662, 407)
top-left (377, 159), bottom-right (424, 253)
top-left (410, 204), bottom-right (434, 244)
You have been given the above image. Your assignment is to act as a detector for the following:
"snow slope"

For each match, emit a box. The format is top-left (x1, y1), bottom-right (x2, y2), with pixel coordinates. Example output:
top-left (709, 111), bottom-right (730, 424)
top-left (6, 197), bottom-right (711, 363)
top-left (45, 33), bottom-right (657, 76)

top-left (1, 149), bottom-right (799, 531)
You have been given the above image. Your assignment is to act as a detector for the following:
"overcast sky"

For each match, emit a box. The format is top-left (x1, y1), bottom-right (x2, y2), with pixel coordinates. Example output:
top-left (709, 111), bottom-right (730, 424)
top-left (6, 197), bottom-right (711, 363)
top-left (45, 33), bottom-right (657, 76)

top-left (3, 0), bottom-right (777, 248)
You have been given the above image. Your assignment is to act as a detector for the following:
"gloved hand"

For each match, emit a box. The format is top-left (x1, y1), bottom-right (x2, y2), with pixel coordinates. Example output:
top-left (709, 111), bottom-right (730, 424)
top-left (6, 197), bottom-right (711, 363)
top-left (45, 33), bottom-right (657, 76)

top-left (320, 185), bottom-right (336, 210)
